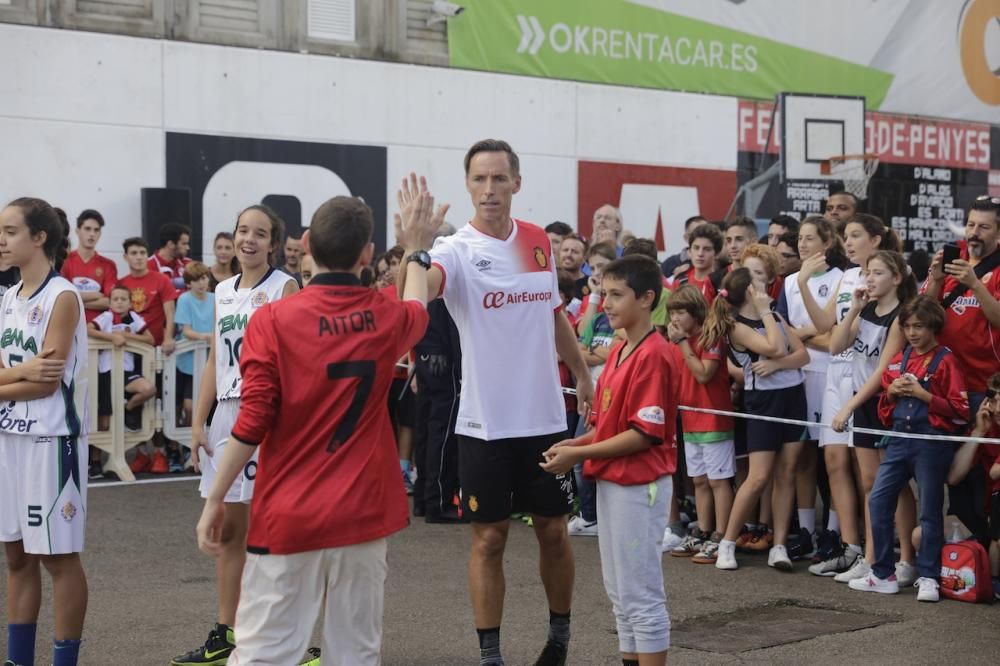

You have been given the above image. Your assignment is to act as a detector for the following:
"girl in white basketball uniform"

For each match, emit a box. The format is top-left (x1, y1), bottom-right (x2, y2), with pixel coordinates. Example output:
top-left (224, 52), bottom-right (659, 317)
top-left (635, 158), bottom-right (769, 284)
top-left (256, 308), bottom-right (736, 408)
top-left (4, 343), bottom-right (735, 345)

top-left (174, 205), bottom-right (297, 665)
top-left (781, 217), bottom-right (843, 543)
top-left (824, 249), bottom-right (918, 583)
top-left (0, 198), bottom-right (89, 665)
top-left (796, 214), bottom-right (905, 578)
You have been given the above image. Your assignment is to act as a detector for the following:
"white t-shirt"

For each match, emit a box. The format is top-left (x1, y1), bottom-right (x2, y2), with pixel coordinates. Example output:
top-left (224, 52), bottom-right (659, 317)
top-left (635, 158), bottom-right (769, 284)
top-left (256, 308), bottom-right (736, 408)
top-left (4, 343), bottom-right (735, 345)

top-left (781, 267), bottom-right (842, 372)
top-left (431, 219), bottom-right (565, 440)
top-left (92, 310), bottom-right (147, 373)
top-left (831, 267), bottom-right (865, 365)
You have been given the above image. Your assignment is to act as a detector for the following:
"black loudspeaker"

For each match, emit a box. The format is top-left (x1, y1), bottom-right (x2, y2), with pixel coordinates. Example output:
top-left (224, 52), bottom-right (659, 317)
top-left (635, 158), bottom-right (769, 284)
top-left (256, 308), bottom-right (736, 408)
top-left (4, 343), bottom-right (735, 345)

top-left (261, 194), bottom-right (303, 239)
top-left (140, 187), bottom-right (196, 257)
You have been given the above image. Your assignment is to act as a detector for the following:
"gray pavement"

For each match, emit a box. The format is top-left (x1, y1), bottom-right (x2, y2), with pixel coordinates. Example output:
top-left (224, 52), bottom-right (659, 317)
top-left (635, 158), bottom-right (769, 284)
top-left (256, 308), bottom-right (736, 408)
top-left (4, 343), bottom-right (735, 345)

top-left (1, 479), bottom-right (998, 665)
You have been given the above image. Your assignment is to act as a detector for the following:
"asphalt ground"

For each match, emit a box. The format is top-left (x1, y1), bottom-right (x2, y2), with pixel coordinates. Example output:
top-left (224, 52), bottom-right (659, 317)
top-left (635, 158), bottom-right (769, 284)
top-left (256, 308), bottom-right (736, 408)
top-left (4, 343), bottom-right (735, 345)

top-left (1, 477), bottom-right (998, 665)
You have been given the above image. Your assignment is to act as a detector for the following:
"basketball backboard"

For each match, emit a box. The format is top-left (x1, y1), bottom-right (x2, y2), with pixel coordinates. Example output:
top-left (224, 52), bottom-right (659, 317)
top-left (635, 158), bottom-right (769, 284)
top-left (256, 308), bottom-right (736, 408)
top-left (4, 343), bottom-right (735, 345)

top-left (780, 93), bottom-right (866, 181)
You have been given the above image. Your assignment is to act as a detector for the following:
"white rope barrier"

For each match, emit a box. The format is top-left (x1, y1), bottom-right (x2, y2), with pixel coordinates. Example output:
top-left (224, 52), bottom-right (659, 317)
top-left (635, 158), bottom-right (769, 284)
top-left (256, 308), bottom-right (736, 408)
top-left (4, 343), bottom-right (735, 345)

top-left (558, 386), bottom-right (1000, 445)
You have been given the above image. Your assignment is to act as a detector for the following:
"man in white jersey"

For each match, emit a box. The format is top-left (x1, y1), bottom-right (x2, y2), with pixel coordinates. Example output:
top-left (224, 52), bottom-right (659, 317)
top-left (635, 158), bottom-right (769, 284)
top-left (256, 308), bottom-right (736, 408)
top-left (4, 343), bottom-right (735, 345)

top-left (397, 140), bottom-right (593, 666)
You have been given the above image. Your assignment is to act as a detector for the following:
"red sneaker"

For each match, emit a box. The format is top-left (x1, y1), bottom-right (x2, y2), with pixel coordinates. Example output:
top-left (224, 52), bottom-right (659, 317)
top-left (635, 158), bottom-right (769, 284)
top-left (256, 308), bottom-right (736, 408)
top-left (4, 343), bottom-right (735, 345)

top-left (129, 451), bottom-right (151, 474)
top-left (150, 449), bottom-right (169, 474)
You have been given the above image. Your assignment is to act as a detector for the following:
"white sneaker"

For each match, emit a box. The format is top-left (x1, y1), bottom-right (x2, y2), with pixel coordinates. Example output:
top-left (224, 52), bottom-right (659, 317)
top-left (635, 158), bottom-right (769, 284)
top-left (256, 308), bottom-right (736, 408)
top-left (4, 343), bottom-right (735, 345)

top-left (768, 544), bottom-right (793, 572)
top-left (715, 540), bottom-right (738, 570)
top-left (661, 528), bottom-right (684, 553)
top-left (915, 577), bottom-right (940, 602)
top-left (567, 516), bottom-right (598, 537)
top-left (895, 561), bottom-right (917, 587)
top-left (808, 545), bottom-right (859, 577)
top-left (834, 557), bottom-right (871, 583)
top-left (848, 571), bottom-right (899, 594)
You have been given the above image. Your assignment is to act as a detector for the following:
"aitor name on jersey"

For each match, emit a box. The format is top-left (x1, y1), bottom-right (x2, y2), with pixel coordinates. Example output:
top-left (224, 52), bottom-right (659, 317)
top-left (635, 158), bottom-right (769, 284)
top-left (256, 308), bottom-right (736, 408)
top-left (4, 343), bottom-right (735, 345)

top-left (319, 310), bottom-right (376, 337)
top-left (2, 328), bottom-right (38, 353)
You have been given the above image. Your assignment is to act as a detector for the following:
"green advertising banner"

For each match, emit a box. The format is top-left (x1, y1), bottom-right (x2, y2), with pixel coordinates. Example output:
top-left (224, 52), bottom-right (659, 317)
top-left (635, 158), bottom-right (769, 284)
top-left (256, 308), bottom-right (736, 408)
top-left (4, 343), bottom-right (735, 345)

top-left (447, 0), bottom-right (894, 106)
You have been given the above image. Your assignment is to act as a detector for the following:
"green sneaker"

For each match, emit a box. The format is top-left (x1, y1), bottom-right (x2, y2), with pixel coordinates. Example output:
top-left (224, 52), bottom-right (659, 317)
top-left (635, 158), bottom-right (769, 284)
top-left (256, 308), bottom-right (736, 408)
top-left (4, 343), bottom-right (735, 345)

top-left (171, 624), bottom-right (236, 665)
top-left (299, 647), bottom-right (321, 665)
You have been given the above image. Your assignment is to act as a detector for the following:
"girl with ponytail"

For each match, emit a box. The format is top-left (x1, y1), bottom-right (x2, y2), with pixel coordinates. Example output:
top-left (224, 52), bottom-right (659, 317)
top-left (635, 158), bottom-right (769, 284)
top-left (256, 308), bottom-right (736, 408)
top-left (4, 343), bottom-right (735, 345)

top-left (704, 267), bottom-right (811, 572)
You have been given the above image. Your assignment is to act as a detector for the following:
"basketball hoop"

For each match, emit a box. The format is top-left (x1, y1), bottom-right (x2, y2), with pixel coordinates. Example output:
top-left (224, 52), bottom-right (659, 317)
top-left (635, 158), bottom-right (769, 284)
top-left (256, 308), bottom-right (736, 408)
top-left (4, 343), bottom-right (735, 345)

top-left (819, 153), bottom-right (879, 200)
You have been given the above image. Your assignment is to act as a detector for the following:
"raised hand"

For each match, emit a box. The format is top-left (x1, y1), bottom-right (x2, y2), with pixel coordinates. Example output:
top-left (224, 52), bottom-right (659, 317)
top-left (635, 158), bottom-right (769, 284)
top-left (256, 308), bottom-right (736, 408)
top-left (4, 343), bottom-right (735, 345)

top-left (394, 173), bottom-right (448, 251)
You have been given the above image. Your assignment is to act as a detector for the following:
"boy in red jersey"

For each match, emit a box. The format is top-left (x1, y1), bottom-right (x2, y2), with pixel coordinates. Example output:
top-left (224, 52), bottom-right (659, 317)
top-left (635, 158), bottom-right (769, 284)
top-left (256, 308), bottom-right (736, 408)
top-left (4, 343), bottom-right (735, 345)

top-left (61, 209), bottom-right (117, 323)
top-left (541, 255), bottom-right (677, 666)
top-left (195, 192), bottom-right (438, 664)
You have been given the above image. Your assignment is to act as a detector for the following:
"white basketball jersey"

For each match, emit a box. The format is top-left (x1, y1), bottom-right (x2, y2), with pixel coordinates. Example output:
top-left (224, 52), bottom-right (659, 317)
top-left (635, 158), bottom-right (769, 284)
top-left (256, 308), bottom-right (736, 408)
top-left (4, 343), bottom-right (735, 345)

top-left (214, 268), bottom-right (295, 401)
top-left (830, 267), bottom-right (865, 365)
top-left (0, 272), bottom-right (88, 436)
top-left (783, 267), bottom-right (843, 372)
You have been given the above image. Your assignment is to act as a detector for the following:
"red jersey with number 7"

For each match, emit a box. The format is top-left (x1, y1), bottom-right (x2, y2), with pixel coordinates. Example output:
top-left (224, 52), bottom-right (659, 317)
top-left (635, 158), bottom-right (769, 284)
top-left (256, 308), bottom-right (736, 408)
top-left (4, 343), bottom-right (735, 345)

top-left (232, 272), bottom-right (429, 555)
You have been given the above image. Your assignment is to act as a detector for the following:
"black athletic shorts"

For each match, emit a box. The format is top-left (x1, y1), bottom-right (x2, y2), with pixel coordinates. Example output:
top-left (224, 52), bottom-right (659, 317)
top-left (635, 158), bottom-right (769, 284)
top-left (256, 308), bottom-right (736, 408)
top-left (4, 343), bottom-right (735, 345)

top-left (97, 370), bottom-right (143, 417)
top-left (177, 370), bottom-right (193, 401)
top-left (851, 396), bottom-right (882, 449)
top-left (744, 384), bottom-right (807, 454)
top-left (459, 431), bottom-right (573, 523)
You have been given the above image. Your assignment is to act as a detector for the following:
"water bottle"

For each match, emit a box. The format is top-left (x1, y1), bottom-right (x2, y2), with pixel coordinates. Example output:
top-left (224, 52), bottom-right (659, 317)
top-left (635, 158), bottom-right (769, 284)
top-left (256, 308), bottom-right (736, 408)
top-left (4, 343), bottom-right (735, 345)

top-left (948, 520), bottom-right (963, 543)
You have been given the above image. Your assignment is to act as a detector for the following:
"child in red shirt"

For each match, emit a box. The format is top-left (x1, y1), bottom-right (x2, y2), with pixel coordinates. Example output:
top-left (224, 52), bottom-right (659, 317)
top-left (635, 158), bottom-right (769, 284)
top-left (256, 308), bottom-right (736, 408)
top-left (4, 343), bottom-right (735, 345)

top-left (542, 255), bottom-right (676, 665)
top-left (850, 296), bottom-right (969, 602)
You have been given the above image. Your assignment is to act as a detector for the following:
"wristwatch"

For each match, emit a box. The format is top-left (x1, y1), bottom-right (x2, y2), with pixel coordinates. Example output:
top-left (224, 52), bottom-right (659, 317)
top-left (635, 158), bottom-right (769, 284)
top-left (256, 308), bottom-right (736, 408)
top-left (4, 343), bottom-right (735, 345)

top-left (407, 250), bottom-right (432, 270)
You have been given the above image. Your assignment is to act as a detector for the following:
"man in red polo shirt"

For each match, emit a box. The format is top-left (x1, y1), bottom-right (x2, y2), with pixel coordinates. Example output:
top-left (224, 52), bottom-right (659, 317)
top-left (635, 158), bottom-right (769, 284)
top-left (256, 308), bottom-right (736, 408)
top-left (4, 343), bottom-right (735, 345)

top-left (669, 224), bottom-right (722, 302)
top-left (149, 222), bottom-right (193, 294)
top-left (196, 192), bottom-right (437, 664)
top-left (61, 209), bottom-right (118, 323)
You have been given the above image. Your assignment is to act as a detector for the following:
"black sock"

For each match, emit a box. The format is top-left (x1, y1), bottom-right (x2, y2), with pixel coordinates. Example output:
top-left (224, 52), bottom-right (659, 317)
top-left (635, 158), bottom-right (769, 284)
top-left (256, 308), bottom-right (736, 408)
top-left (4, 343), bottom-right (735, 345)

top-left (477, 627), bottom-right (503, 665)
top-left (548, 609), bottom-right (571, 647)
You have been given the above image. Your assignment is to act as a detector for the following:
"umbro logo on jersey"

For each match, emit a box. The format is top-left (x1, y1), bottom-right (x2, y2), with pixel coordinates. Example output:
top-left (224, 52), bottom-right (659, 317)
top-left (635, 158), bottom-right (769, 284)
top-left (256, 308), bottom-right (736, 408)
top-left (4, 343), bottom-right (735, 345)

top-left (474, 259), bottom-right (492, 271)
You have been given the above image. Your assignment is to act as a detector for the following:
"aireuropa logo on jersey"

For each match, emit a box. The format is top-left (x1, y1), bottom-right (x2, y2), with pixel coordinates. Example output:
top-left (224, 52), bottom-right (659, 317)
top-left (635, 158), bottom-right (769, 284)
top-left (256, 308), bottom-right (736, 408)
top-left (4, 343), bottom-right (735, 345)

top-left (482, 290), bottom-right (553, 310)
top-left (166, 133), bottom-right (387, 261)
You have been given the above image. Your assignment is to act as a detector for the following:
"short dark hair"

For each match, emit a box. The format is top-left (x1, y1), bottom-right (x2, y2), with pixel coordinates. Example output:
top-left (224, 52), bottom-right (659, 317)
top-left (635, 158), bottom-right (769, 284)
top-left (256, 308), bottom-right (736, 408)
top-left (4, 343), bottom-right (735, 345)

top-left (122, 236), bottom-right (149, 253)
top-left (602, 255), bottom-right (662, 311)
top-left (545, 221), bottom-right (573, 237)
top-left (622, 237), bottom-right (658, 260)
top-left (556, 269), bottom-right (576, 300)
top-left (77, 209), bottom-right (105, 228)
top-left (109, 283), bottom-right (132, 297)
top-left (899, 295), bottom-right (946, 335)
top-left (308, 196), bottom-right (373, 271)
top-left (689, 223), bottom-right (723, 253)
top-left (726, 216), bottom-right (758, 238)
top-left (464, 139), bottom-right (520, 176)
top-left (769, 214), bottom-right (799, 234)
top-left (777, 231), bottom-right (800, 254)
top-left (970, 195), bottom-right (1000, 225)
top-left (684, 215), bottom-right (707, 231)
top-left (158, 222), bottom-right (191, 248)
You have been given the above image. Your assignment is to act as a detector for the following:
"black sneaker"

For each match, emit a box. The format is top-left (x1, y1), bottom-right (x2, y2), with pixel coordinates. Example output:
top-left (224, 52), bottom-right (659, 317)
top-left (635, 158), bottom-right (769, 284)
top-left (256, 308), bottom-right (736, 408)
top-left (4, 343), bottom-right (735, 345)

top-left (299, 647), bottom-right (321, 665)
top-left (171, 624), bottom-right (235, 665)
top-left (425, 506), bottom-right (469, 524)
top-left (88, 461), bottom-right (104, 480)
top-left (786, 527), bottom-right (816, 561)
top-left (812, 529), bottom-right (842, 564)
top-left (124, 407), bottom-right (142, 432)
top-left (533, 640), bottom-right (567, 666)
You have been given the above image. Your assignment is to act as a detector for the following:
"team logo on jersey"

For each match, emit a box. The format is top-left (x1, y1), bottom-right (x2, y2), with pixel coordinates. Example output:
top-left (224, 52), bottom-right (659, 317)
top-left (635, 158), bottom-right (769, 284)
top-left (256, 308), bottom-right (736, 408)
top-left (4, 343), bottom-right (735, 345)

top-left (61, 501), bottom-right (77, 522)
top-left (131, 288), bottom-right (147, 313)
top-left (95, 267), bottom-right (104, 277)
top-left (27, 306), bottom-right (43, 326)
top-left (601, 388), bottom-right (613, 412)
top-left (251, 291), bottom-right (268, 308)
top-left (638, 406), bottom-right (666, 425)
top-left (950, 295), bottom-right (980, 315)
top-left (482, 290), bottom-right (553, 309)
top-left (468, 495), bottom-right (479, 513)
top-left (819, 285), bottom-right (829, 298)
top-left (533, 247), bottom-right (548, 269)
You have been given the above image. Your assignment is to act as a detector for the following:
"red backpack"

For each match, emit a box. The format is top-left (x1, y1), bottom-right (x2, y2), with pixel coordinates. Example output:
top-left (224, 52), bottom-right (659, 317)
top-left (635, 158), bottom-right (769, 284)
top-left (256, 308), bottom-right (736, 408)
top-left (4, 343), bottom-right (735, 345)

top-left (940, 539), bottom-right (992, 603)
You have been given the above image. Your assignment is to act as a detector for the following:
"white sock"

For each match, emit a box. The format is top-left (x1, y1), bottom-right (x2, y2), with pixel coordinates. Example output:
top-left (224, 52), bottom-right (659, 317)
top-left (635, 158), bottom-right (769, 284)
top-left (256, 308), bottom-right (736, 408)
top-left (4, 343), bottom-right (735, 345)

top-left (848, 543), bottom-right (862, 555)
top-left (827, 510), bottom-right (840, 533)
top-left (720, 539), bottom-right (736, 549)
top-left (798, 508), bottom-right (816, 534)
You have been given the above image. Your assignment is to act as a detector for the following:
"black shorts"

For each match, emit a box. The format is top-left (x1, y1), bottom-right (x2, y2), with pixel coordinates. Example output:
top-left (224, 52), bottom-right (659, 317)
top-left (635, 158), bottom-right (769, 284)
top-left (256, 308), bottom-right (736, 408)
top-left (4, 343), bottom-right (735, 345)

top-left (990, 491), bottom-right (1000, 542)
top-left (852, 396), bottom-right (882, 449)
top-left (97, 370), bottom-right (143, 416)
top-left (388, 377), bottom-right (416, 429)
top-left (459, 431), bottom-right (573, 523)
top-left (177, 371), bottom-right (193, 401)
top-left (744, 384), bottom-right (807, 454)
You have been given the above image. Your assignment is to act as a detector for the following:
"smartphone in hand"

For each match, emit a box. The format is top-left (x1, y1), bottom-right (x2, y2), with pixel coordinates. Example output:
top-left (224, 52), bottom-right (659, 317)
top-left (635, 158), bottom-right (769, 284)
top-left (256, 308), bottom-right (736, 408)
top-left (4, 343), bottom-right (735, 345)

top-left (942, 243), bottom-right (961, 267)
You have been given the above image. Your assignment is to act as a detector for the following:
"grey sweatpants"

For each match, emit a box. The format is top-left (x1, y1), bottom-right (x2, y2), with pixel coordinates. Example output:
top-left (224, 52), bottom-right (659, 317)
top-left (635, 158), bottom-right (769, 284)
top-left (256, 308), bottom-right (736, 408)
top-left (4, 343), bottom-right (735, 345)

top-left (596, 475), bottom-right (672, 654)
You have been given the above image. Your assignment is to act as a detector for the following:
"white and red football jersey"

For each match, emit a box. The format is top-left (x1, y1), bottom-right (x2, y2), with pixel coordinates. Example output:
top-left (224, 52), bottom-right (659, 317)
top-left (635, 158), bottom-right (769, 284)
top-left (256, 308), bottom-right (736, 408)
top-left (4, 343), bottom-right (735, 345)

top-left (430, 219), bottom-right (564, 440)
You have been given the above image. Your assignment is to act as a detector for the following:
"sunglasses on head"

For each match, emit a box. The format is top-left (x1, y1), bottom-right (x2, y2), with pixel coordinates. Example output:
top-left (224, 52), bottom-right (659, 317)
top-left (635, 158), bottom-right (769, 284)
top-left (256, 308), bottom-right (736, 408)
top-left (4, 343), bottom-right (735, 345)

top-left (975, 195), bottom-right (1000, 206)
